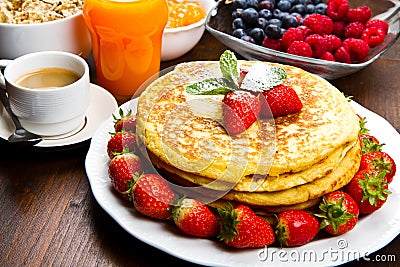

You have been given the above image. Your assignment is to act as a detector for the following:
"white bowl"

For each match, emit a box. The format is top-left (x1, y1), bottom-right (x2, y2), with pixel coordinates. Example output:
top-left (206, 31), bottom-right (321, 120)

top-left (0, 11), bottom-right (91, 60)
top-left (161, 0), bottom-right (216, 61)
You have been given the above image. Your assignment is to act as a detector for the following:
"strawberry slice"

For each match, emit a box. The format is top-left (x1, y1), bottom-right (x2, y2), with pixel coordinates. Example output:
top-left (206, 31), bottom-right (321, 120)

top-left (260, 84), bottom-right (303, 117)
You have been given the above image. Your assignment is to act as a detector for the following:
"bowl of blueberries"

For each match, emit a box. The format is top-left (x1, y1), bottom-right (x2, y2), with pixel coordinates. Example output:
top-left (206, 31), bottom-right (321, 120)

top-left (205, 0), bottom-right (400, 79)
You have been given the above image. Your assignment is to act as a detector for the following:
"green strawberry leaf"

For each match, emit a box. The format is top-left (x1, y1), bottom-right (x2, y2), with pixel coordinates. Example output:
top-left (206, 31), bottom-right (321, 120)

top-left (185, 77), bottom-right (235, 95)
top-left (240, 64), bottom-right (287, 92)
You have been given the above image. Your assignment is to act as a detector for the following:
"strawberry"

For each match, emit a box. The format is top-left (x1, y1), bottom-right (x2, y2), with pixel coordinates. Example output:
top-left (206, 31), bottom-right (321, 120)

top-left (260, 84), bottom-right (303, 118)
top-left (275, 210), bottom-right (319, 247)
top-left (132, 173), bottom-right (176, 220)
top-left (169, 198), bottom-right (219, 238)
top-left (222, 90), bottom-right (261, 135)
top-left (316, 191), bottom-right (359, 236)
top-left (358, 133), bottom-right (384, 154)
top-left (106, 131), bottom-right (137, 159)
top-left (217, 204), bottom-right (275, 248)
top-left (113, 108), bottom-right (137, 133)
top-left (345, 170), bottom-right (391, 214)
top-left (108, 153), bottom-right (144, 201)
top-left (359, 151), bottom-right (396, 184)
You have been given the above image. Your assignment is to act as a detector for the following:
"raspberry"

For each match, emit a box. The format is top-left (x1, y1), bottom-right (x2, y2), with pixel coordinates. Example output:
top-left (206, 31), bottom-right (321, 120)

top-left (344, 22), bottom-right (365, 39)
top-left (344, 38), bottom-right (370, 62)
top-left (262, 37), bottom-right (283, 51)
top-left (361, 27), bottom-right (386, 48)
top-left (286, 41), bottom-right (313, 57)
top-left (302, 14), bottom-right (334, 35)
top-left (325, 34), bottom-right (342, 52)
top-left (326, 0), bottom-right (349, 21)
top-left (332, 21), bottom-right (346, 38)
top-left (281, 28), bottom-right (304, 50)
top-left (297, 25), bottom-right (312, 38)
top-left (305, 34), bottom-right (328, 58)
top-left (366, 19), bottom-right (389, 35)
top-left (346, 6), bottom-right (372, 24)
top-left (334, 46), bottom-right (352, 63)
top-left (320, 51), bottom-right (336, 61)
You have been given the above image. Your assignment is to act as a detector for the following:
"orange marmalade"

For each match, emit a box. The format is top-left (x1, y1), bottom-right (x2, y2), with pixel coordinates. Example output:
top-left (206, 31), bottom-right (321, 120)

top-left (166, 0), bottom-right (206, 28)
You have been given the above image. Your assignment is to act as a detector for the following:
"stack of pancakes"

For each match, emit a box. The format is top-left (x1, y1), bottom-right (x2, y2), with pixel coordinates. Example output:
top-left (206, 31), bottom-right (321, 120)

top-left (136, 60), bottom-right (361, 214)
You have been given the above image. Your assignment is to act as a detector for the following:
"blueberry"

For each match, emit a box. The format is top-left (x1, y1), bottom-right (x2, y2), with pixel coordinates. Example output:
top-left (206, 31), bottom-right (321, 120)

top-left (232, 9), bottom-right (243, 19)
top-left (242, 8), bottom-right (259, 26)
top-left (249, 27), bottom-right (266, 44)
top-left (232, 0), bottom-right (247, 9)
top-left (258, 0), bottom-right (275, 11)
top-left (287, 0), bottom-right (298, 5)
top-left (265, 24), bottom-right (282, 39)
top-left (290, 4), bottom-right (306, 14)
top-left (305, 4), bottom-right (315, 14)
top-left (282, 14), bottom-right (298, 28)
top-left (233, 28), bottom-right (248, 39)
top-left (280, 27), bottom-right (286, 36)
top-left (246, 0), bottom-right (259, 9)
top-left (257, 17), bottom-right (269, 29)
top-left (241, 35), bottom-right (256, 44)
top-left (310, 0), bottom-right (322, 4)
top-left (315, 3), bottom-right (327, 14)
top-left (297, 0), bottom-right (307, 4)
top-left (259, 9), bottom-right (273, 20)
top-left (277, 0), bottom-right (291, 12)
top-left (232, 18), bottom-right (246, 30)
top-left (268, 18), bottom-right (282, 28)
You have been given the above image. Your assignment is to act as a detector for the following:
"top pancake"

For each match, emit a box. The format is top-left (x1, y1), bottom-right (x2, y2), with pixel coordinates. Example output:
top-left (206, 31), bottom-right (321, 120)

top-left (136, 60), bottom-right (360, 182)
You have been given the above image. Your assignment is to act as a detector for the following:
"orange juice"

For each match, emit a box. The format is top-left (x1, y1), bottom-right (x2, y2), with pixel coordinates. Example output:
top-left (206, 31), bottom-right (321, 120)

top-left (83, 0), bottom-right (168, 103)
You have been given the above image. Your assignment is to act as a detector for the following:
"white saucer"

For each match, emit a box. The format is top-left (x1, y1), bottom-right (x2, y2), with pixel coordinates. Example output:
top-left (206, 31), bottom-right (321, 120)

top-left (0, 83), bottom-right (118, 148)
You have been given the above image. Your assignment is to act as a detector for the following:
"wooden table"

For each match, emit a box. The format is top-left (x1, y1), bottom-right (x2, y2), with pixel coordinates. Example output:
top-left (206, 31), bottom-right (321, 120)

top-left (1, 32), bottom-right (399, 266)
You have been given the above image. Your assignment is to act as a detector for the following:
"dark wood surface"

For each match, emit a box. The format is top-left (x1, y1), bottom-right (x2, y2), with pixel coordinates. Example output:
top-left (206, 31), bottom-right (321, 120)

top-left (1, 32), bottom-right (399, 267)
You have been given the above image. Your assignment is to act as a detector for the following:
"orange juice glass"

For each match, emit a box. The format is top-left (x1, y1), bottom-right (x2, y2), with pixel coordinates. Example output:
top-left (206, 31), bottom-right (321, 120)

top-left (83, 0), bottom-right (168, 103)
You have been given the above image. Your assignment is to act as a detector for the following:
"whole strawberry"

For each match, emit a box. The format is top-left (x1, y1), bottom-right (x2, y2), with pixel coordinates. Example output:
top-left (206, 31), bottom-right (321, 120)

top-left (132, 173), bottom-right (176, 220)
top-left (260, 84), bottom-right (303, 118)
top-left (275, 210), bottom-right (319, 247)
top-left (358, 133), bottom-right (384, 154)
top-left (316, 191), bottom-right (359, 236)
top-left (217, 204), bottom-right (275, 248)
top-left (113, 108), bottom-right (137, 133)
top-left (359, 151), bottom-right (396, 184)
top-left (222, 90), bottom-right (261, 135)
top-left (345, 170), bottom-right (391, 214)
top-left (170, 198), bottom-right (219, 238)
top-left (108, 153), bottom-right (144, 201)
top-left (106, 131), bottom-right (137, 159)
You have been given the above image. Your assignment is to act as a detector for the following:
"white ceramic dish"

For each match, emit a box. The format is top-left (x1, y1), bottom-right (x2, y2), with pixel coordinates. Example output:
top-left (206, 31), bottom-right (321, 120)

top-left (0, 11), bottom-right (92, 59)
top-left (85, 98), bottom-right (400, 266)
top-left (0, 83), bottom-right (117, 148)
top-left (161, 0), bottom-right (216, 61)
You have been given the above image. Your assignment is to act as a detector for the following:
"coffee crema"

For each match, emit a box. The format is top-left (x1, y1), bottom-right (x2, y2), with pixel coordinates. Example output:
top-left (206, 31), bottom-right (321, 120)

top-left (15, 68), bottom-right (81, 89)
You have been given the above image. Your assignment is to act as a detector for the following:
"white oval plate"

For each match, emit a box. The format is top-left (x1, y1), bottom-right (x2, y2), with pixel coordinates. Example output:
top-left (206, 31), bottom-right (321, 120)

top-left (0, 83), bottom-right (118, 148)
top-left (85, 99), bottom-right (400, 266)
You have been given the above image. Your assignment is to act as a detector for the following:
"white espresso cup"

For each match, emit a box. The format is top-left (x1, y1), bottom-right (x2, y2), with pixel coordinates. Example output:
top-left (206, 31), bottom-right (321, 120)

top-left (3, 51), bottom-right (90, 136)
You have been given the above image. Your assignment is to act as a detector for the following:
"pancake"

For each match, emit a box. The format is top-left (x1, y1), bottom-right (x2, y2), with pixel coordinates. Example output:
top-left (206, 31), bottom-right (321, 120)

top-left (136, 60), bottom-right (360, 183)
top-left (152, 141), bottom-right (361, 207)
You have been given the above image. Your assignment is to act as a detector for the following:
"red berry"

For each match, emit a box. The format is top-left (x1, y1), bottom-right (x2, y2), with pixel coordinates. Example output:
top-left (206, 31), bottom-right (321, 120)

top-left (320, 51), bottom-right (336, 61)
top-left (332, 21), bottom-right (346, 38)
top-left (302, 14), bottom-right (334, 35)
top-left (107, 132), bottom-right (137, 159)
top-left (358, 133), bottom-right (384, 154)
top-left (334, 46), bottom-right (352, 63)
top-left (113, 108), bottom-right (137, 133)
top-left (359, 151), bottom-right (396, 184)
top-left (347, 6), bottom-right (372, 24)
top-left (260, 84), bottom-right (303, 118)
top-left (281, 27), bottom-right (304, 50)
top-left (305, 34), bottom-right (328, 58)
top-left (361, 27), bottom-right (386, 48)
top-left (344, 22), bottom-right (365, 39)
top-left (325, 34), bottom-right (342, 52)
top-left (286, 41), bottom-right (313, 57)
top-left (222, 91), bottom-right (261, 135)
top-left (344, 38), bottom-right (370, 62)
top-left (366, 19), bottom-right (389, 35)
top-left (262, 37), bottom-right (283, 51)
top-left (326, 0), bottom-right (349, 21)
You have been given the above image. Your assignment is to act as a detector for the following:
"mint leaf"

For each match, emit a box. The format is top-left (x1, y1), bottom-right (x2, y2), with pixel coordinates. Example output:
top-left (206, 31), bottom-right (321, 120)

top-left (240, 63), bottom-right (287, 92)
top-left (185, 77), bottom-right (235, 95)
top-left (219, 50), bottom-right (239, 89)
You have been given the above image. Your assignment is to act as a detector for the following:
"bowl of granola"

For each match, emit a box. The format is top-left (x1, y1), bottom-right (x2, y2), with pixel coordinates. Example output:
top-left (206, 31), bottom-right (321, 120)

top-left (0, 0), bottom-right (91, 59)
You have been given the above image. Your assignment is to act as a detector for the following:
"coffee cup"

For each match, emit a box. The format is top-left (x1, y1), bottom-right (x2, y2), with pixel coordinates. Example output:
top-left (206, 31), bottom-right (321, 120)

top-left (2, 51), bottom-right (90, 136)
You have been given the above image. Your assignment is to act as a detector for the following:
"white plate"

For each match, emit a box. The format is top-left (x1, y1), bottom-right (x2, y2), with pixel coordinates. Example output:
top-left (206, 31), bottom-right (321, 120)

top-left (0, 83), bottom-right (118, 148)
top-left (85, 99), bottom-right (400, 266)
